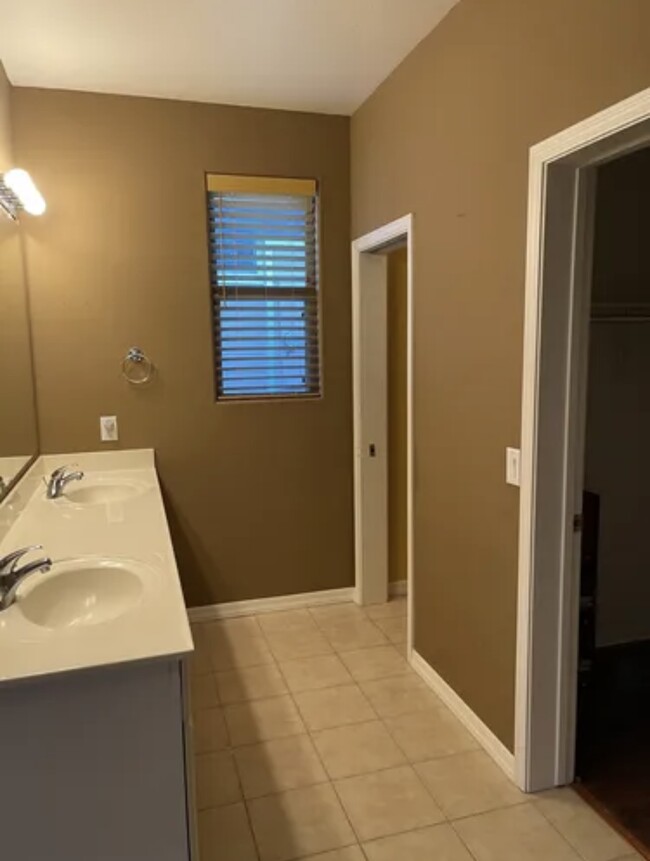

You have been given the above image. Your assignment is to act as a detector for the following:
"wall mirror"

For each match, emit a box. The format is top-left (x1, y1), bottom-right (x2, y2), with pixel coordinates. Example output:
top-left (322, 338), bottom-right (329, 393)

top-left (0, 210), bottom-right (39, 499)
top-left (0, 66), bottom-right (39, 501)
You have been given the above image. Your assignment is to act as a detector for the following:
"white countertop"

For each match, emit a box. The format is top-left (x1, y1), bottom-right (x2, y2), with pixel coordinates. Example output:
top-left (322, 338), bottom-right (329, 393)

top-left (0, 449), bottom-right (193, 686)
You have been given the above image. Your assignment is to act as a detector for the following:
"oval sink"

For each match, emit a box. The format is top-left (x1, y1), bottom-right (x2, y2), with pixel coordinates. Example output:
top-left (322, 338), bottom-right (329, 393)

top-left (61, 477), bottom-right (148, 506)
top-left (17, 558), bottom-right (150, 629)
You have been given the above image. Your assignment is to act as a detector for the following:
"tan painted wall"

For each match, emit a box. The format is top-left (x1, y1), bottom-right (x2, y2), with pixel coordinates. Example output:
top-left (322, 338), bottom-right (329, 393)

top-left (351, 0), bottom-right (650, 748)
top-left (12, 88), bottom-right (353, 607)
top-left (0, 64), bottom-right (38, 479)
top-left (387, 247), bottom-right (407, 584)
top-left (586, 148), bottom-right (650, 647)
top-left (0, 63), bottom-right (11, 167)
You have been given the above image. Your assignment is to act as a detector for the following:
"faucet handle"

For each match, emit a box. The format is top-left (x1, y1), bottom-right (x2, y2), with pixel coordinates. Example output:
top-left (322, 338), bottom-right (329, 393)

top-left (0, 545), bottom-right (44, 576)
top-left (50, 464), bottom-right (76, 479)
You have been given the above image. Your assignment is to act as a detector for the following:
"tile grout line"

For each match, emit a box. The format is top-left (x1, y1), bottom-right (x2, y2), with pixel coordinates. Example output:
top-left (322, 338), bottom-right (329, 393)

top-left (360, 822), bottom-right (478, 860)
top-left (447, 801), bottom-right (588, 861)
top-left (446, 816), bottom-right (483, 861)
top-left (189, 685), bottom-right (261, 854)
top-left (254, 614), bottom-right (315, 746)
top-left (307, 604), bottom-right (393, 650)
top-left (293, 669), bottom-right (369, 860)
top-left (534, 800), bottom-right (636, 861)
top-left (316, 751), bottom-right (367, 854)
top-left (291, 685), bottom-right (381, 733)
top-left (446, 798), bottom-right (539, 826)
top-left (232, 744), bottom-right (263, 861)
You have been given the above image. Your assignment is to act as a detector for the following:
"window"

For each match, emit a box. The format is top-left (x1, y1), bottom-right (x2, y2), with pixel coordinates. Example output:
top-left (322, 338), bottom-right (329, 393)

top-left (207, 174), bottom-right (321, 400)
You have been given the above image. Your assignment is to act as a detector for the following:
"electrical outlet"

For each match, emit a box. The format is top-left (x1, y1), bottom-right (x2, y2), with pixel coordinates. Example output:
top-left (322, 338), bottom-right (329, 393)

top-left (100, 415), bottom-right (118, 442)
top-left (506, 447), bottom-right (521, 487)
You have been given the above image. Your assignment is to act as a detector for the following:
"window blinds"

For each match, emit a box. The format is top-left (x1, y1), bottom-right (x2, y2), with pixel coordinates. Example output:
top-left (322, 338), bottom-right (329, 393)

top-left (207, 174), bottom-right (321, 400)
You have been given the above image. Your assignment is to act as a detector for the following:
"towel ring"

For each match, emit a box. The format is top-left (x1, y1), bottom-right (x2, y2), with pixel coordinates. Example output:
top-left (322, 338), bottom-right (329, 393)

top-left (121, 347), bottom-right (154, 385)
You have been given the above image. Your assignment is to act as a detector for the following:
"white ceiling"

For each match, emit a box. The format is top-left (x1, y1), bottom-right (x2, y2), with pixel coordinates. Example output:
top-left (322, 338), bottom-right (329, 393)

top-left (0, 0), bottom-right (458, 115)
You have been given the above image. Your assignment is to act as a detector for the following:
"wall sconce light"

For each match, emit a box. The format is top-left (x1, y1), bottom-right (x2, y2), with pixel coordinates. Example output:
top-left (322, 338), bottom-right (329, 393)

top-left (0, 168), bottom-right (46, 220)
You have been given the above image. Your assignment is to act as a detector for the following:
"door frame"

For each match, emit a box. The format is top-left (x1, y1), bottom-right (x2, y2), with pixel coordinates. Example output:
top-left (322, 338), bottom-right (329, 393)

top-left (352, 214), bottom-right (414, 657)
top-left (516, 88), bottom-right (650, 791)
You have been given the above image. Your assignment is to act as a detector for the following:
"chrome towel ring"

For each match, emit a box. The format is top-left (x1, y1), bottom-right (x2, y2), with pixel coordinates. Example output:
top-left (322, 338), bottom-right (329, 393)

top-left (121, 347), bottom-right (154, 385)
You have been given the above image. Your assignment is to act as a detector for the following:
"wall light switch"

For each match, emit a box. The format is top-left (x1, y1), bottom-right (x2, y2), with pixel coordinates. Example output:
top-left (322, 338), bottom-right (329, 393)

top-left (506, 447), bottom-right (521, 487)
top-left (100, 415), bottom-right (118, 442)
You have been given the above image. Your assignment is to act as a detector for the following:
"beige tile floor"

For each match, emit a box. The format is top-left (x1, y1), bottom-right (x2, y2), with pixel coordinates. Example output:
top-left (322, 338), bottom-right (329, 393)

top-left (189, 597), bottom-right (640, 861)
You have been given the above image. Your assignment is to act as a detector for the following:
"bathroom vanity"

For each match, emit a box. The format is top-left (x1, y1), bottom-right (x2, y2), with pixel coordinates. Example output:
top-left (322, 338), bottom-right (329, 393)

top-left (0, 450), bottom-right (195, 861)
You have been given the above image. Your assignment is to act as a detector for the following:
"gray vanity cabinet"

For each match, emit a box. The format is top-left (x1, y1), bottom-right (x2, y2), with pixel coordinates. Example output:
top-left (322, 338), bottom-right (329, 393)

top-left (0, 658), bottom-right (192, 861)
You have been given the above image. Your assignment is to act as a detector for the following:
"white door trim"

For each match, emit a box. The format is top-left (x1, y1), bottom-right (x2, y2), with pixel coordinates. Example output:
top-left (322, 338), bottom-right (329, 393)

top-left (516, 87), bottom-right (650, 791)
top-left (352, 214), bottom-right (414, 658)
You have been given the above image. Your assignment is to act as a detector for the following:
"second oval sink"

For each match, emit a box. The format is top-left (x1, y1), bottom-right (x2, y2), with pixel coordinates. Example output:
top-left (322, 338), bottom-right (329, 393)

top-left (17, 558), bottom-right (153, 629)
top-left (61, 477), bottom-right (148, 506)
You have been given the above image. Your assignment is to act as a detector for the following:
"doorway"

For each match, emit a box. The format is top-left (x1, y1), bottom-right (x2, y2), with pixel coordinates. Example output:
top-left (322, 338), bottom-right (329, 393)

top-left (351, 215), bottom-right (414, 657)
top-left (516, 87), bottom-right (650, 798)
top-left (572, 145), bottom-right (650, 854)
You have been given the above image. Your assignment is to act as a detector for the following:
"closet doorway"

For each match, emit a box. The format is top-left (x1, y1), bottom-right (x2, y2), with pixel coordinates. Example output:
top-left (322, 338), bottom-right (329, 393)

top-left (573, 146), bottom-right (650, 855)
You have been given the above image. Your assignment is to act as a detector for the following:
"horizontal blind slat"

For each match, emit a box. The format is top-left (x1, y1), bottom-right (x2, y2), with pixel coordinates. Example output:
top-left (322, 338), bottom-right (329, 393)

top-left (208, 195), bottom-right (315, 208)
top-left (218, 365), bottom-right (319, 374)
top-left (217, 338), bottom-right (319, 345)
top-left (214, 277), bottom-right (315, 286)
top-left (209, 252), bottom-right (315, 264)
top-left (221, 382), bottom-right (318, 390)
top-left (216, 304), bottom-right (319, 313)
top-left (220, 391), bottom-right (319, 400)
top-left (212, 285), bottom-right (318, 295)
top-left (220, 376), bottom-right (316, 384)
top-left (208, 215), bottom-right (315, 227)
top-left (208, 243), bottom-right (316, 253)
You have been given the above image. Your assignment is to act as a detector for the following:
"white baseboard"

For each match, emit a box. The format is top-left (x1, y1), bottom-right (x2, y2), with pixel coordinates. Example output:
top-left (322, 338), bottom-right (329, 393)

top-left (389, 579), bottom-right (407, 597)
top-left (188, 587), bottom-right (355, 623)
top-left (410, 650), bottom-right (516, 782)
top-left (189, 582), bottom-right (407, 623)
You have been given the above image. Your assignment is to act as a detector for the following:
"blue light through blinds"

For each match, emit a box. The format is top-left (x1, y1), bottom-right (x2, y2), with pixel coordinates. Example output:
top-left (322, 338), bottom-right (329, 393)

top-left (207, 187), bottom-right (320, 400)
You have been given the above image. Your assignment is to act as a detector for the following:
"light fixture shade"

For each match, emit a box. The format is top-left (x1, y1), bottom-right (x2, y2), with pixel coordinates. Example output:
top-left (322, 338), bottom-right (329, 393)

top-left (3, 168), bottom-right (46, 215)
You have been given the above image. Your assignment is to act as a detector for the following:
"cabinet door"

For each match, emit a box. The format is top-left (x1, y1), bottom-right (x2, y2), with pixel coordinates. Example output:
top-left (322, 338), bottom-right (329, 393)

top-left (0, 660), bottom-right (191, 861)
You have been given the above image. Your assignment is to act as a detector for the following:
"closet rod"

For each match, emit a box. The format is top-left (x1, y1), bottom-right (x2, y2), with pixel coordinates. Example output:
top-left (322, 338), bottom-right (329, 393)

top-left (590, 316), bottom-right (650, 323)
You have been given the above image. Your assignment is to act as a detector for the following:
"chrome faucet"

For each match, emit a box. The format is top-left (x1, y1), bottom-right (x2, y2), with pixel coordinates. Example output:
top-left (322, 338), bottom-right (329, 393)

top-left (0, 545), bottom-right (52, 610)
top-left (46, 465), bottom-right (84, 500)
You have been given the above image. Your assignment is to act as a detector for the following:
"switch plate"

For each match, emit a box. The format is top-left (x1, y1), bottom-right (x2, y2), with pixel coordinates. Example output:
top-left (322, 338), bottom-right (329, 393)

top-left (506, 447), bottom-right (521, 487)
top-left (100, 415), bottom-right (118, 442)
